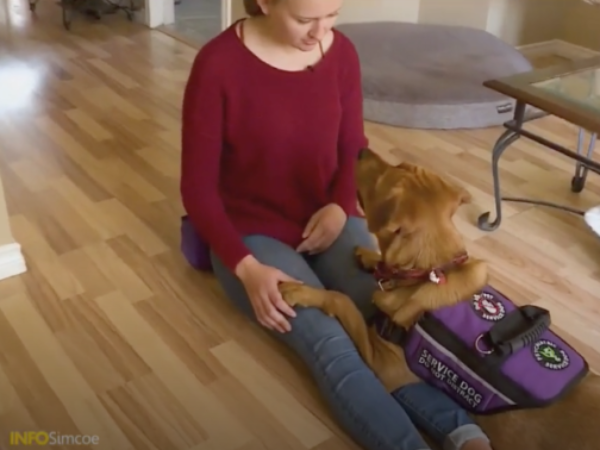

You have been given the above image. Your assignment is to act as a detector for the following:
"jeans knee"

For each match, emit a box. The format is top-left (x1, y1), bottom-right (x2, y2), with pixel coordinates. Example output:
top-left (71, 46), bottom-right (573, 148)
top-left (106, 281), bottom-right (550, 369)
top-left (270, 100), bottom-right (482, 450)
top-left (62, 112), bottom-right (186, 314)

top-left (285, 307), bottom-right (360, 367)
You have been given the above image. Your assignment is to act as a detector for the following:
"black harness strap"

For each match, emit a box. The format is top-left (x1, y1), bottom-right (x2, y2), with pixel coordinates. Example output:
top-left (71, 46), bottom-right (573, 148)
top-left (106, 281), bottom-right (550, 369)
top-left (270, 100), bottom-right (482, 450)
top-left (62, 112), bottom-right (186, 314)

top-left (369, 310), bottom-right (408, 347)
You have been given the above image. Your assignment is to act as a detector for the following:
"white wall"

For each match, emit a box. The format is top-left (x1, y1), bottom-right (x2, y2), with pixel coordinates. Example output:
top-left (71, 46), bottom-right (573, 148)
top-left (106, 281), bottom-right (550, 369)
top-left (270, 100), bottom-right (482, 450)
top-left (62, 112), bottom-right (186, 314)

top-left (224, 0), bottom-right (575, 47)
top-left (150, 0), bottom-right (597, 51)
top-left (419, 0), bottom-right (491, 29)
top-left (562, 1), bottom-right (600, 51)
top-left (336, 0), bottom-right (420, 24)
top-left (227, 0), bottom-right (245, 25)
top-left (144, 0), bottom-right (175, 28)
top-left (226, 0), bottom-right (419, 27)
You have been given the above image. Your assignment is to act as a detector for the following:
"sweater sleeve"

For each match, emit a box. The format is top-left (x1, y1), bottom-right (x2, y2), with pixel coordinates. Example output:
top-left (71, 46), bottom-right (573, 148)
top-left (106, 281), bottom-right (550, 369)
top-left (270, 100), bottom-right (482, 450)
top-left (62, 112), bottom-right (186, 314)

top-left (329, 38), bottom-right (369, 216)
top-left (180, 50), bottom-right (251, 272)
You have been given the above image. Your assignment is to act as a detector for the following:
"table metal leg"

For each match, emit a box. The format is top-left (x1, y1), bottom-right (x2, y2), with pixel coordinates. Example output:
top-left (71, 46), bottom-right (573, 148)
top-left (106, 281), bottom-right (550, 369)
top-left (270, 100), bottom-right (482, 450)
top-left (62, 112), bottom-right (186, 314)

top-left (477, 101), bottom-right (527, 232)
top-left (477, 129), bottom-right (522, 231)
top-left (477, 110), bottom-right (599, 232)
top-left (571, 128), bottom-right (597, 193)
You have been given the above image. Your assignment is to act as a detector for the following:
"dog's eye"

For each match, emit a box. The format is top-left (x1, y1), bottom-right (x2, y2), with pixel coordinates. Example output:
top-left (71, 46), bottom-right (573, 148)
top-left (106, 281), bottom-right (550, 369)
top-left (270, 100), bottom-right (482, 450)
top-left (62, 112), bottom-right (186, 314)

top-left (394, 228), bottom-right (402, 235)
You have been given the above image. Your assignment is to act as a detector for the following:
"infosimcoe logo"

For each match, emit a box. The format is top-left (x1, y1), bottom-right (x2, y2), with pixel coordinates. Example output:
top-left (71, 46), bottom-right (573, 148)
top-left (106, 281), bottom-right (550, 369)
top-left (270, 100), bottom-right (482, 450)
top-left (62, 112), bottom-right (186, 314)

top-left (9, 432), bottom-right (100, 446)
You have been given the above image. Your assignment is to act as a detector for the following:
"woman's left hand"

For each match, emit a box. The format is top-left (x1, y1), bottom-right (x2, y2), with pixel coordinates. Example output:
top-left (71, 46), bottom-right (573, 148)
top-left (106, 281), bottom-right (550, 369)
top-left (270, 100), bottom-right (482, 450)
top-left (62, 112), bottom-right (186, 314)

top-left (297, 203), bottom-right (347, 255)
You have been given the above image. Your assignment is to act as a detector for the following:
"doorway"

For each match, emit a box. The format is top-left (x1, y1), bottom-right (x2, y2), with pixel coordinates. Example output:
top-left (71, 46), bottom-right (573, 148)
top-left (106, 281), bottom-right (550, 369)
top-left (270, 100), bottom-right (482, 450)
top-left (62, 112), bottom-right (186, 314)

top-left (144, 0), bottom-right (174, 28)
top-left (160, 0), bottom-right (222, 46)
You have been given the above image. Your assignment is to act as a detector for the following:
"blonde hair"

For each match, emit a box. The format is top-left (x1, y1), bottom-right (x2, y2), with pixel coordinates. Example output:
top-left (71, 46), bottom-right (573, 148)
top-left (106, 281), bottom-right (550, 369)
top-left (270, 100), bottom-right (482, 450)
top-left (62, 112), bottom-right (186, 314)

top-left (243, 0), bottom-right (264, 16)
top-left (244, 0), bottom-right (280, 16)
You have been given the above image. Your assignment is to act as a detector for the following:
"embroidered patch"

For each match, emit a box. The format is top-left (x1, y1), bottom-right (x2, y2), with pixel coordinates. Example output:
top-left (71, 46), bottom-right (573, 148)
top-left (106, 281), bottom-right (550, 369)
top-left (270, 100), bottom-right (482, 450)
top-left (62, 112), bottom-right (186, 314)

top-left (472, 292), bottom-right (506, 322)
top-left (533, 340), bottom-right (570, 371)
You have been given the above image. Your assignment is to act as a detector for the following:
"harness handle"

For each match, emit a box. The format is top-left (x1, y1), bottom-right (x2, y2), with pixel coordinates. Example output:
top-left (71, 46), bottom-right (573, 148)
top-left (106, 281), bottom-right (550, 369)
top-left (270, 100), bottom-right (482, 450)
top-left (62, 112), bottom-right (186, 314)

top-left (482, 305), bottom-right (551, 357)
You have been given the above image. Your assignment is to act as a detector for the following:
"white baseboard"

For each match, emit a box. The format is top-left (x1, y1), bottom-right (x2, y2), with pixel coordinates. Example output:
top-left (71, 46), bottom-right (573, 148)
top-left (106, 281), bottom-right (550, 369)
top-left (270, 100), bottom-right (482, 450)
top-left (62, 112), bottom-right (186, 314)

top-left (0, 243), bottom-right (27, 281)
top-left (518, 39), bottom-right (600, 60)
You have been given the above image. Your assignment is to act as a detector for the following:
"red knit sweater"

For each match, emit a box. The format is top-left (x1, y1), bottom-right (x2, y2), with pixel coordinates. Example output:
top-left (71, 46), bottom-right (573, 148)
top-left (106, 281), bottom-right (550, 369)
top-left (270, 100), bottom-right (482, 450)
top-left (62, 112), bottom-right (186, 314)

top-left (180, 21), bottom-right (367, 271)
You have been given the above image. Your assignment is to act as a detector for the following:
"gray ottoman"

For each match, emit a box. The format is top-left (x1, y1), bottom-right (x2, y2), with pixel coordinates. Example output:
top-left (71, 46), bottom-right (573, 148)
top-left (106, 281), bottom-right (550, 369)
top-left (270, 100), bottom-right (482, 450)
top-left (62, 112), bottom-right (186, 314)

top-left (336, 22), bottom-right (534, 129)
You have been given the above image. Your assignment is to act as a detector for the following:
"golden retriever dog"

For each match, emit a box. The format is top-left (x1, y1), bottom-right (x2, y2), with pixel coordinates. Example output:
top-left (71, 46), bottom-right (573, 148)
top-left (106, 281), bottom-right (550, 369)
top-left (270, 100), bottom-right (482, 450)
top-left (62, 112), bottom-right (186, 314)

top-left (279, 148), bottom-right (600, 450)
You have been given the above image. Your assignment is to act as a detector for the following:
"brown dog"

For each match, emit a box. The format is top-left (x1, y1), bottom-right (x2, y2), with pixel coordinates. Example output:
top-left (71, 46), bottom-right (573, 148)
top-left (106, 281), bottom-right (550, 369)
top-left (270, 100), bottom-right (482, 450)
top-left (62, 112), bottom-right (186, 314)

top-left (279, 148), bottom-right (600, 450)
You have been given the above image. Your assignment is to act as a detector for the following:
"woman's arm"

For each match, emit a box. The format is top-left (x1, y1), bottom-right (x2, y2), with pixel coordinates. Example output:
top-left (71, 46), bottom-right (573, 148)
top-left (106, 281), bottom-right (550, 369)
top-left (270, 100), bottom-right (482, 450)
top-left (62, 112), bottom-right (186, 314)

top-left (180, 50), bottom-right (251, 272)
top-left (329, 39), bottom-right (369, 216)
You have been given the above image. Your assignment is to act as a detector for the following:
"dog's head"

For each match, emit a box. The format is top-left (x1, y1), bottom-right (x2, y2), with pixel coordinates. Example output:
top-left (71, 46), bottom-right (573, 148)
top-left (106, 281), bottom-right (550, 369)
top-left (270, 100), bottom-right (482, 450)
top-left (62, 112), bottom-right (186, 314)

top-left (356, 148), bottom-right (472, 271)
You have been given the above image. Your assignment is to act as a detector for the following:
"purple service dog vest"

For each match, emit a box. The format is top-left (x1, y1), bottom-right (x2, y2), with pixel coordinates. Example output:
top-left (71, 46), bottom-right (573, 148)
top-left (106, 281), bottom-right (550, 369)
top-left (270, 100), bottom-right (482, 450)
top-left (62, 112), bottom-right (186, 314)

top-left (373, 285), bottom-right (589, 415)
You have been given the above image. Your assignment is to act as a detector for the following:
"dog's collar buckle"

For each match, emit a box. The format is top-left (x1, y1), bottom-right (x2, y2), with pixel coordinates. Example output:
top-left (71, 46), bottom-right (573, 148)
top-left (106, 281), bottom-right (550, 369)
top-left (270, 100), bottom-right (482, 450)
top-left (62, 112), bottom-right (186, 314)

top-left (374, 263), bottom-right (402, 291)
top-left (377, 278), bottom-right (396, 291)
top-left (429, 269), bottom-right (446, 285)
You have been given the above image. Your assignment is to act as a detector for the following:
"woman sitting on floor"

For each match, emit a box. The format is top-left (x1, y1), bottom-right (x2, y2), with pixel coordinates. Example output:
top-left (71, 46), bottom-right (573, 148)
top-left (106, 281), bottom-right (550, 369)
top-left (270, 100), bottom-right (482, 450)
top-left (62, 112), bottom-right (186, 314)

top-left (180, 0), bottom-right (494, 449)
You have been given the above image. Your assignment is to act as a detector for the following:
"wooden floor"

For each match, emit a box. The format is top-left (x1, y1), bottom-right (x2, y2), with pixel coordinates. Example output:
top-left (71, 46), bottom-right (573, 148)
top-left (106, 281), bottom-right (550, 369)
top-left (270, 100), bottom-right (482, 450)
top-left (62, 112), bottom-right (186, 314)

top-left (1, 2), bottom-right (600, 449)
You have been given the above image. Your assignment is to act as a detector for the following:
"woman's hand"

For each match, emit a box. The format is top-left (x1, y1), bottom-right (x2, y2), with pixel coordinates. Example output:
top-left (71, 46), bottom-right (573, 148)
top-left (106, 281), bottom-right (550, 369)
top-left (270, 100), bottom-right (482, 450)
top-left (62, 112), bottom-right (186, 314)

top-left (235, 256), bottom-right (301, 333)
top-left (297, 203), bottom-right (347, 255)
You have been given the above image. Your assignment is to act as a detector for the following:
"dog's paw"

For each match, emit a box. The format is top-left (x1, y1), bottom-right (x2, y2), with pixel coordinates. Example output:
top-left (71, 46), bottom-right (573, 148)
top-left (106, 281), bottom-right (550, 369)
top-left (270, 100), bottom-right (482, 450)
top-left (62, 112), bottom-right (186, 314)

top-left (372, 290), bottom-right (395, 308)
top-left (278, 282), bottom-right (326, 309)
top-left (391, 308), bottom-right (422, 330)
top-left (354, 246), bottom-right (381, 271)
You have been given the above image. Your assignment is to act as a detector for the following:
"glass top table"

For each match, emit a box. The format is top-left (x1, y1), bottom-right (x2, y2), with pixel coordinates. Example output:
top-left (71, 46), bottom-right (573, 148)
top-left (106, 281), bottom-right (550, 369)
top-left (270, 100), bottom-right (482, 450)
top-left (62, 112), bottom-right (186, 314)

top-left (532, 66), bottom-right (600, 114)
top-left (475, 56), bottom-right (600, 232)
top-left (482, 55), bottom-right (600, 134)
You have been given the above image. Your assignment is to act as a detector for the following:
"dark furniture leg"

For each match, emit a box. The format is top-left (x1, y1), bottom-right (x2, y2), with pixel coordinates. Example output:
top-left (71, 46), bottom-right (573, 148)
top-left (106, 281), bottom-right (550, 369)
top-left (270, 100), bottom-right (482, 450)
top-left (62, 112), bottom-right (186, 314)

top-left (477, 104), bottom-right (600, 232)
top-left (477, 101), bottom-right (526, 232)
top-left (52, 0), bottom-right (135, 31)
top-left (571, 128), bottom-right (597, 193)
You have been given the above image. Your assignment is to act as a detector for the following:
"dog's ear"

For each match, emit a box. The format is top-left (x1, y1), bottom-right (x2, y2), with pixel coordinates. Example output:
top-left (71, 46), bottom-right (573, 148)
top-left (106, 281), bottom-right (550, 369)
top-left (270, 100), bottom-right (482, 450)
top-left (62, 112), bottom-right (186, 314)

top-left (366, 195), bottom-right (402, 234)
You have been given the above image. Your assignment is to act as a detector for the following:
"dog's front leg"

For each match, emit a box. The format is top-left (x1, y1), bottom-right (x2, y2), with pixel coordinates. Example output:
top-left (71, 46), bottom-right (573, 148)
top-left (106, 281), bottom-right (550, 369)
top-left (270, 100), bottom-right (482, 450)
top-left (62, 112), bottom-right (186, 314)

top-left (391, 302), bottom-right (424, 329)
top-left (354, 246), bottom-right (381, 271)
top-left (372, 289), bottom-right (408, 316)
top-left (390, 282), bottom-right (457, 329)
top-left (280, 282), bottom-right (380, 366)
top-left (278, 282), bottom-right (330, 311)
top-left (372, 287), bottom-right (423, 329)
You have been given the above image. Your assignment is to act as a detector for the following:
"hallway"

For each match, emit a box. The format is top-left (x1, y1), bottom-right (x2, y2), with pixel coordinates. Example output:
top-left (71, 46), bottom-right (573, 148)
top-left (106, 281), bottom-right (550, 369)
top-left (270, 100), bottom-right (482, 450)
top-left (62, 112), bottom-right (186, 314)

top-left (163, 0), bottom-right (222, 46)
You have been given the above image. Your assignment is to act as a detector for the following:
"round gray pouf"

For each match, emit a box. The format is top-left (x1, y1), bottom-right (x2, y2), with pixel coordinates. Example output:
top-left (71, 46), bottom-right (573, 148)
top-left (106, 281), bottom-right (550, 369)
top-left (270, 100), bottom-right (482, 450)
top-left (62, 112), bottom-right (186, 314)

top-left (336, 22), bottom-right (534, 130)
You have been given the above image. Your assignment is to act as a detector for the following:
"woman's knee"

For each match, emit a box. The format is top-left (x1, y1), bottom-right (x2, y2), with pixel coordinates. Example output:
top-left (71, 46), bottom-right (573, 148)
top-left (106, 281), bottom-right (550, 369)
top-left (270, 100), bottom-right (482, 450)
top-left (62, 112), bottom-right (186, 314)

top-left (210, 236), bottom-right (356, 350)
top-left (309, 216), bottom-right (379, 317)
top-left (210, 234), bottom-right (324, 319)
top-left (328, 216), bottom-right (378, 255)
top-left (283, 305), bottom-right (363, 369)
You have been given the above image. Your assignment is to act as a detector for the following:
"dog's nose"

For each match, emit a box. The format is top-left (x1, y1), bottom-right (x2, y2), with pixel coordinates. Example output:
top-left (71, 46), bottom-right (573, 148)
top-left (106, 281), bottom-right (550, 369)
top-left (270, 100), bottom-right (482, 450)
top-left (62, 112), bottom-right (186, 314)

top-left (358, 148), bottom-right (370, 160)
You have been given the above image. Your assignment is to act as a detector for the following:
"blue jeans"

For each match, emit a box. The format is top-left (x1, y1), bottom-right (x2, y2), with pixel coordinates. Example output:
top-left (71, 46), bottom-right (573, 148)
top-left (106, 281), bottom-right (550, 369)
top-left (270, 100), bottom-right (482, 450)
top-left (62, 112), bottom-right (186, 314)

top-left (211, 217), bottom-right (489, 450)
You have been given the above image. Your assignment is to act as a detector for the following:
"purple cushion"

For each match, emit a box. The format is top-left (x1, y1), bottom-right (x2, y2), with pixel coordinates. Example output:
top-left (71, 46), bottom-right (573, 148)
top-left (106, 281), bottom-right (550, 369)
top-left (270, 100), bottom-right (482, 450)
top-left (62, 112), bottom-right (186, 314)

top-left (180, 216), bottom-right (212, 271)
